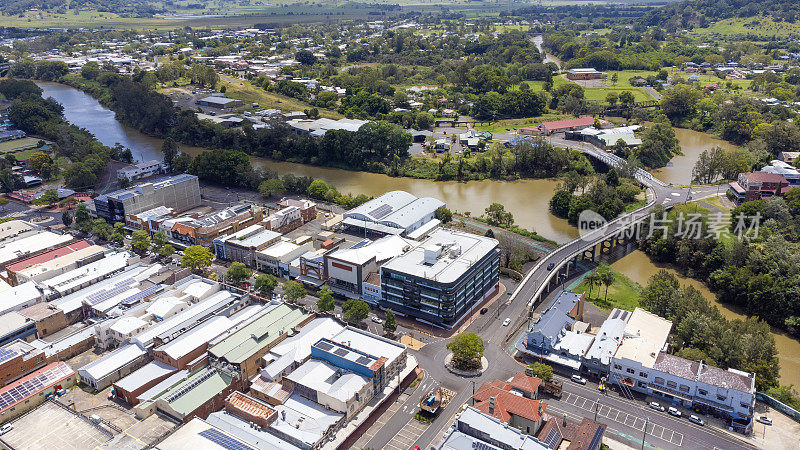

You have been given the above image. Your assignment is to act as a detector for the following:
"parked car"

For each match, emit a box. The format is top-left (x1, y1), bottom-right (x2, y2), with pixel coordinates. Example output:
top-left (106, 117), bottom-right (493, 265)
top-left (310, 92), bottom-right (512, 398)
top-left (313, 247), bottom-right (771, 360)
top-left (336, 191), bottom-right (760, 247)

top-left (371, 316), bottom-right (383, 324)
top-left (547, 262), bottom-right (555, 271)
top-left (571, 375), bottom-right (587, 385)
top-left (649, 402), bottom-right (665, 412)
top-left (668, 407), bottom-right (682, 417)
top-left (0, 424), bottom-right (11, 435)
top-left (756, 416), bottom-right (773, 425)
top-left (480, 307), bottom-right (488, 314)
top-left (688, 415), bottom-right (705, 426)
top-left (502, 317), bottom-right (511, 326)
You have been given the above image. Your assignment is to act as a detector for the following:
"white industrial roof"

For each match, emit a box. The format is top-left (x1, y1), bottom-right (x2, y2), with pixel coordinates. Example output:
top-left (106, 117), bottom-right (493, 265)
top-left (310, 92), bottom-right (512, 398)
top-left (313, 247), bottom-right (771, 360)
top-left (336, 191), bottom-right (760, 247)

top-left (146, 297), bottom-right (188, 319)
top-left (155, 417), bottom-right (250, 450)
top-left (381, 229), bottom-right (498, 284)
top-left (206, 411), bottom-right (300, 450)
top-left (110, 316), bottom-right (148, 336)
top-left (0, 281), bottom-right (42, 316)
top-left (79, 343), bottom-right (146, 382)
top-left (257, 241), bottom-right (301, 259)
top-left (330, 326), bottom-right (406, 368)
top-left (0, 311), bottom-right (31, 337)
top-left (42, 252), bottom-right (132, 297)
top-left (271, 394), bottom-right (343, 446)
top-left (614, 308), bottom-right (672, 368)
top-left (0, 231), bottom-right (73, 266)
top-left (131, 290), bottom-right (234, 348)
top-left (286, 359), bottom-right (368, 403)
top-left (452, 407), bottom-right (549, 450)
top-left (115, 360), bottom-right (176, 392)
top-left (345, 191), bottom-right (417, 223)
top-left (157, 316), bottom-right (233, 360)
top-left (327, 235), bottom-right (413, 266)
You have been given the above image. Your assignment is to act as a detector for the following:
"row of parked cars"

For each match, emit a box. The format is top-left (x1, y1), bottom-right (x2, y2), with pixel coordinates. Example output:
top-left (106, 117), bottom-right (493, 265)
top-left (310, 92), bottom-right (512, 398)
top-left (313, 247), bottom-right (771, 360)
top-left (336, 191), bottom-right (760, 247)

top-left (649, 401), bottom-right (706, 426)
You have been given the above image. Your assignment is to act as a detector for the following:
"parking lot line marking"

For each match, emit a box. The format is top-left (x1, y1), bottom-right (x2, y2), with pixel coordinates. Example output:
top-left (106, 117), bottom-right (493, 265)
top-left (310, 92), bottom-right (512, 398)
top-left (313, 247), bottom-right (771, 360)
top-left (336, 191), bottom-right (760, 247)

top-left (385, 442), bottom-right (404, 450)
top-left (673, 433), bottom-right (683, 446)
top-left (613, 411), bottom-right (620, 421)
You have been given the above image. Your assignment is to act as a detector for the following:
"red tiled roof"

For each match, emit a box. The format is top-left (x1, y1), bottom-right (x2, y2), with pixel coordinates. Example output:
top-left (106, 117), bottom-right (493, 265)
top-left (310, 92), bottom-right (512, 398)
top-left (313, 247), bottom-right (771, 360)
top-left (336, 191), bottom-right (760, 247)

top-left (539, 117), bottom-right (596, 131)
top-left (742, 172), bottom-right (788, 184)
top-left (510, 373), bottom-right (542, 395)
top-left (472, 383), bottom-right (546, 423)
top-left (5, 240), bottom-right (90, 273)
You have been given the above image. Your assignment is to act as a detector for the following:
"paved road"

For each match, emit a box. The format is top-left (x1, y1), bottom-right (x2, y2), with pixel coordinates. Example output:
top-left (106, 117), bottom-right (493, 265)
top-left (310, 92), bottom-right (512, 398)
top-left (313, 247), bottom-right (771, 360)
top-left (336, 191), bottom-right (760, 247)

top-left (644, 86), bottom-right (663, 101)
top-left (368, 138), bottom-right (738, 450)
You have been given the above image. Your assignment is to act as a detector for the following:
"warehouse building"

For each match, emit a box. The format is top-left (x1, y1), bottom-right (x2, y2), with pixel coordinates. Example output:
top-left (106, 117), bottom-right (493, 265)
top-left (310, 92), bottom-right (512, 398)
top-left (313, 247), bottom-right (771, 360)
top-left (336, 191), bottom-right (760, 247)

top-left (342, 191), bottom-right (444, 237)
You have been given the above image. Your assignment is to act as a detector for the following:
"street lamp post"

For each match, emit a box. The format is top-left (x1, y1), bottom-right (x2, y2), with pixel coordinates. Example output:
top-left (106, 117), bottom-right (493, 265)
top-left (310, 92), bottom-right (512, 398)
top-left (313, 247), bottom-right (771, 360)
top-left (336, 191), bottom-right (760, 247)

top-left (595, 399), bottom-right (600, 421)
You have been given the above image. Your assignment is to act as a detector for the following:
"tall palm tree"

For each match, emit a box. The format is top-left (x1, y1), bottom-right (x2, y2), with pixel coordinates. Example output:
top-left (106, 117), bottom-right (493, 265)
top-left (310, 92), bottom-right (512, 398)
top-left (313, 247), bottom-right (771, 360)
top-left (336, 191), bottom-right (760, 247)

top-left (599, 270), bottom-right (615, 302)
top-left (585, 272), bottom-right (601, 299)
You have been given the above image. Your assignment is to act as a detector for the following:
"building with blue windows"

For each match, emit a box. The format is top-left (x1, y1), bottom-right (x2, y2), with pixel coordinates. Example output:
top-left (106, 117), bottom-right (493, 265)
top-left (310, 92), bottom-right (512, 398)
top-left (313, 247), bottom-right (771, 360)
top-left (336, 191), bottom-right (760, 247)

top-left (379, 229), bottom-right (499, 327)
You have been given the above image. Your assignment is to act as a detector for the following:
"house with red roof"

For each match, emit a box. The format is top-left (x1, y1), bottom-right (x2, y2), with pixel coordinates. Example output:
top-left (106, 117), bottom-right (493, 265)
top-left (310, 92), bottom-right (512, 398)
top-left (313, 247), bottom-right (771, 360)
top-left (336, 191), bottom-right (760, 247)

top-left (537, 117), bottom-right (608, 135)
top-left (728, 172), bottom-right (790, 203)
top-left (472, 377), bottom-right (547, 436)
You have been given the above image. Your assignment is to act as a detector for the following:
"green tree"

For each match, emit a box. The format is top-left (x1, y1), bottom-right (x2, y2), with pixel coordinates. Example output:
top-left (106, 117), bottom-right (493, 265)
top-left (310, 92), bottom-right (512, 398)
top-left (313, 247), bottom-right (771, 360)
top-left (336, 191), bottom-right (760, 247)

top-left (485, 203), bottom-right (513, 227)
top-left (618, 90), bottom-right (635, 105)
top-left (283, 280), bottom-right (307, 303)
top-left (597, 264), bottom-right (615, 302)
top-left (81, 61), bottom-right (100, 80)
top-left (254, 274), bottom-right (278, 297)
top-left (317, 287), bottom-right (335, 313)
top-left (342, 298), bottom-right (369, 323)
top-left (435, 207), bottom-right (453, 223)
top-left (258, 179), bottom-right (286, 198)
top-left (130, 230), bottom-right (151, 254)
top-left (181, 245), bottom-right (213, 273)
top-left (307, 179), bottom-right (329, 199)
top-left (226, 262), bottom-right (252, 286)
top-left (605, 92), bottom-right (619, 105)
top-left (92, 219), bottom-right (112, 241)
top-left (61, 210), bottom-right (73, 227)
top-left (161, 137), bottom-right (179, 171)
top-left (152, 231), bottom-right (168, 250)
top-left (32, 189), bottom-right (59, 206)
top-left (383, 309), bottom-right (397, 334)
top-left (447, 332), bottom-right (484, 370)
top-left (295, 50), bottom-right (318, 66)
top-left (584, 272), bottom-right (601, 299)
top-left (159, 243), bottom-right (175, 259)
top-left (526, 362), bottom-right (554, 382)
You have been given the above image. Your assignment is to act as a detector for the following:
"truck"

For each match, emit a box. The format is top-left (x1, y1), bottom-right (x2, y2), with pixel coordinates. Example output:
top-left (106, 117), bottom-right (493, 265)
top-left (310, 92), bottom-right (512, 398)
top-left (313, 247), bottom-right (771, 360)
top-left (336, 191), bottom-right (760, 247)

top-left (542, 380), bottom-right (563, 399)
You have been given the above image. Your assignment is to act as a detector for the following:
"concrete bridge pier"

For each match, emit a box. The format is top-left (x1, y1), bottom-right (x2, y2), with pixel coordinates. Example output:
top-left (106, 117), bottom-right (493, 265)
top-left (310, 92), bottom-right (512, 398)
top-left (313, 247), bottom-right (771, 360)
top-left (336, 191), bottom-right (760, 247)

top-left (582, 244), bottom-right (597, 262)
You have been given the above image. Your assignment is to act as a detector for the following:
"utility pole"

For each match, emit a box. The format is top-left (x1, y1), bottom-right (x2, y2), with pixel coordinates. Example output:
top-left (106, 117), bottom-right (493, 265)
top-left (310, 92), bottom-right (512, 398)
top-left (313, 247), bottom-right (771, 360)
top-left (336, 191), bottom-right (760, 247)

top-left (641, 417), bottom-right (648, 450)
top-left (595, 399), bottom-right (600, 421)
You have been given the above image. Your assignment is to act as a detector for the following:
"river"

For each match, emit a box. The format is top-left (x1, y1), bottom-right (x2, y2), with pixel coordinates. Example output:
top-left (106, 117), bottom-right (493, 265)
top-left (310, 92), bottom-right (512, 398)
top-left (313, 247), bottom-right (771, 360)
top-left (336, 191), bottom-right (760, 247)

top-left (612, 250), bottom-right (800, 387)
top-left (532, 35), bottom-right (562, 68)
top-left (651, 128), bottom-right (737, 186)
top-left (38, 81), bottom-right (800, 385)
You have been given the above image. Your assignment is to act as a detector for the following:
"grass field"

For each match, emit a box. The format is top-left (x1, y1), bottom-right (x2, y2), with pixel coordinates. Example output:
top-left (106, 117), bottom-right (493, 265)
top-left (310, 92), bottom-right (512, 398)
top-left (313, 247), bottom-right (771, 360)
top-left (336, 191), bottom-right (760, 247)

top-left (582, 87), bottom-right (652, 103)
top-left (216, 77), bottom-right (343, 119)
top-left (0, 137), bottom-right (44, 154)
top-left (573, 268), bottom-right (642, 311)
top-left (691, 17), bottom-right (800, 37)
top-left (472, 114), bottom-right (573, 133)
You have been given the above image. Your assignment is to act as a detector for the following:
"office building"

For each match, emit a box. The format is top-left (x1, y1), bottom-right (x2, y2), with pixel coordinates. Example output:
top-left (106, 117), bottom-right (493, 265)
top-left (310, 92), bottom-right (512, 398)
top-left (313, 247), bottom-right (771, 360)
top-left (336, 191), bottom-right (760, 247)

top-left (255, 240), bottom-right (313, 277)
top-left (94, 174), bottom-right (201, 222)
top-left (380, 229), bottom-right (499, 327)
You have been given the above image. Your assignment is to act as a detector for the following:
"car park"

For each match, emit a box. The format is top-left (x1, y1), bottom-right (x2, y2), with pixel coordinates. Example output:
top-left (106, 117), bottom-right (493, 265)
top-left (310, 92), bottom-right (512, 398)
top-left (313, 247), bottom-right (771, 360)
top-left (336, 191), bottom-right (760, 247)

top-left (649, 402), bottom-right (665, 412)
top-left (668, 407), bottom-right (682, 417)
top-left (756, 416), bottom-right (773, 425)
top-left (688, 415), bottom-right (705, 426)
top-left (571, 375), bottom-right (587, 385)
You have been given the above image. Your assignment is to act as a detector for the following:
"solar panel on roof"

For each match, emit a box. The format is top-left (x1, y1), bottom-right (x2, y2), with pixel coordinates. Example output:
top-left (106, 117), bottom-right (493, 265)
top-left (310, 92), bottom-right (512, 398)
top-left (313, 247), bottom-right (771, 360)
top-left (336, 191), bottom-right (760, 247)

top-left (543, 427), bottom-right (561, 448)
top-left (334, 348), bottom-right (349, 357)
top-left (588, 426), bottom-right (603, 450)
top-left (355, 356), bottom-right (372, 365)
top-left (0, 348), bottom-right (18, 364)
top-left (369, 203), bottom-right (394, 220)
top-left (198, 428), bottom-right (255, 450)
top-left (316, 341), bottom-right (334, 351)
